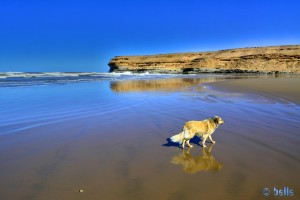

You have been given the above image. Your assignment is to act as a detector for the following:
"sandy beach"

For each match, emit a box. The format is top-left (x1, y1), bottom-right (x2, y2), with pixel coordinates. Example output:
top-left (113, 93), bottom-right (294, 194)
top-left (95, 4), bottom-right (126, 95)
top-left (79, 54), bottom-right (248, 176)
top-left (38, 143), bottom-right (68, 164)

top-left (208, 77), bottom-right (300, 105)
top-left (0, 74), bottom-right (299, 200)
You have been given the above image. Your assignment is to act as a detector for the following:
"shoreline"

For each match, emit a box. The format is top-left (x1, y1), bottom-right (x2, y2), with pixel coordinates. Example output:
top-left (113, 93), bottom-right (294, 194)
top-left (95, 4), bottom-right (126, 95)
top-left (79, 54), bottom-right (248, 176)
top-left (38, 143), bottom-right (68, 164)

top-left (109, 70), bottom-right (300, 75)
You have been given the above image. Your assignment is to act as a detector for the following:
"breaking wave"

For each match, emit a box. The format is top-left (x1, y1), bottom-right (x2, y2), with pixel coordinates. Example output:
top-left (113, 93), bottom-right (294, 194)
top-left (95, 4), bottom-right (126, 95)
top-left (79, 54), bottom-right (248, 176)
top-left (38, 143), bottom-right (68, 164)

top-left (0, 72), bottom-right (220, 87)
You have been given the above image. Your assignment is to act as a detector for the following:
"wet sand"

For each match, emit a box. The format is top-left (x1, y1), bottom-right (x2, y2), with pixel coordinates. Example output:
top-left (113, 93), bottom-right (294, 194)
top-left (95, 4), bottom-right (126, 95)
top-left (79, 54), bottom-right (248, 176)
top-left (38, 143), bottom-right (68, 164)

top-left (208, 77), bottom-right (300, 105)
top-left (0, 76), bottom-right (300, 200)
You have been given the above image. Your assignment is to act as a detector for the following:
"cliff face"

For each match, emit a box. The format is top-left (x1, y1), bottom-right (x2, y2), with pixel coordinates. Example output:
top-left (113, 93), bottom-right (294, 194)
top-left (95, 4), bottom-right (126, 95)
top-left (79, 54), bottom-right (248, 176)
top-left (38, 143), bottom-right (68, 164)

top-left (108, 45), bottom-right (300, 73)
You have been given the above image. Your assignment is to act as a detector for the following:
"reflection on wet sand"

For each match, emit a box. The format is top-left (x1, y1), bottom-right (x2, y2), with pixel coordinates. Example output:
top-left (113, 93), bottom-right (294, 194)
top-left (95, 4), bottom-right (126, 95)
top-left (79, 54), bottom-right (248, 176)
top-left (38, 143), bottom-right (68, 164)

top-left (171, 144), bottom-right (222, 174)
top-left (110, 77), bottom-right (231, 92)
top-left (110, 75), bottom-right (298, 105)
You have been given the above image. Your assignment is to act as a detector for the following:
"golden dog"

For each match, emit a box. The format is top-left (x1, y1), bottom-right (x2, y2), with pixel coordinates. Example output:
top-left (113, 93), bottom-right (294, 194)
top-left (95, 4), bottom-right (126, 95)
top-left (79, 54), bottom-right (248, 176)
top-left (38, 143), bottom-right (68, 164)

top-left (170, 116), bottom-right (224, 148)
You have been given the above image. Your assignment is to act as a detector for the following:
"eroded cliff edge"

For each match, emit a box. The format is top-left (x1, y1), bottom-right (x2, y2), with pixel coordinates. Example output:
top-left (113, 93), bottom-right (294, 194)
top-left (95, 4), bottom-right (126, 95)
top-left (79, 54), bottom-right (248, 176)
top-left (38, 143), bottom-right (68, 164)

top-left (108, 45), bottom-right (300, 74)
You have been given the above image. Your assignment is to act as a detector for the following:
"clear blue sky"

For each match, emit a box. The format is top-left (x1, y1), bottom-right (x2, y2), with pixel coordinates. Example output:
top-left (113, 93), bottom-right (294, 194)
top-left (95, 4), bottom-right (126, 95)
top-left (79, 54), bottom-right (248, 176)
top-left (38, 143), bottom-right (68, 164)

top-left (0, 0), bottom-right (299, 72)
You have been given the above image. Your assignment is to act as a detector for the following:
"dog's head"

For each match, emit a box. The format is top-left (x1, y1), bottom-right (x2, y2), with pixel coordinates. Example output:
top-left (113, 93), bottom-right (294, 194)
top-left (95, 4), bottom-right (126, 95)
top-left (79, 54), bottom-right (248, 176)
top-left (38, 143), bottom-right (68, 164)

top-left (213, 116), bottom-right (224, 125)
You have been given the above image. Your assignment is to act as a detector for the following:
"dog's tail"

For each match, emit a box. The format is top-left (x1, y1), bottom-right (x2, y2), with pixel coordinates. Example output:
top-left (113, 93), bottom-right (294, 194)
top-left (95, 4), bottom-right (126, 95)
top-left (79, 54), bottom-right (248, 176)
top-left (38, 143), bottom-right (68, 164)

top-left (170, 132), bottom-right (184, 144)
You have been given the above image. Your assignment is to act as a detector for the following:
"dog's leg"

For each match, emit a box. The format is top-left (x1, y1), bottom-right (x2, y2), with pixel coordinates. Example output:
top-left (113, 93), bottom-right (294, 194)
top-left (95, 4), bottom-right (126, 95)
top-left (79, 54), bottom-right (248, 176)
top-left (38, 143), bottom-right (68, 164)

top-left (201, 136), bottom-right (208, 148)
top-left (208, 135), bottom-right (216, 144)
top-left (186, 140), bottom-right (193, 147)
top-left (181, 140), bottom-right (186, 149)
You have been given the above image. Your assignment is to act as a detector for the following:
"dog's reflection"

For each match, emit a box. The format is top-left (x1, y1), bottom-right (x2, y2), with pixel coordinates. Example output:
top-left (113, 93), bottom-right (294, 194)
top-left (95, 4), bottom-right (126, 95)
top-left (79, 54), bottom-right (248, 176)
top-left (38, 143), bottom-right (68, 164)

top-left (171, 144), bottom-right (222, 174)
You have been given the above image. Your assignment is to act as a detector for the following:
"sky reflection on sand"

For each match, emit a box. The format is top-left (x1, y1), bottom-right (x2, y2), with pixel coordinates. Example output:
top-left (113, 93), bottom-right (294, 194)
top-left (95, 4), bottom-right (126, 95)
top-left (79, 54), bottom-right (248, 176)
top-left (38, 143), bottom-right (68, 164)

top-left (0, 76), bottom-right (299, 200)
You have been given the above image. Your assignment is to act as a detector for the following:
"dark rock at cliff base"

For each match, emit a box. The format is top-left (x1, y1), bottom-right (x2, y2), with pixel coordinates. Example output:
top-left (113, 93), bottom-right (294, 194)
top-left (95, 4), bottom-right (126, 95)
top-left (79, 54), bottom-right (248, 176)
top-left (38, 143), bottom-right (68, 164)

top-left (108, 45), bottom-right (300, 74)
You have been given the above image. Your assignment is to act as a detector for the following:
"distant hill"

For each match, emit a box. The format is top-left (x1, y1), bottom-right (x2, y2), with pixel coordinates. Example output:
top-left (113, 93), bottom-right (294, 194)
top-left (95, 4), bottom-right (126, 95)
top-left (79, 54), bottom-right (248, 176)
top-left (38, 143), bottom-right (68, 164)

top-left (108, 45), bottom-right (300, 74)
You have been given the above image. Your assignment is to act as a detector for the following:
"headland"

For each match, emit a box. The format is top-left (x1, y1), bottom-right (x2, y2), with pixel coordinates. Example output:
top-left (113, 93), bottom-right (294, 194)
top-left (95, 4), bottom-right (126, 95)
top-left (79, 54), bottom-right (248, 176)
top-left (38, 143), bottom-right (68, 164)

top-left (108, 45), bottom-right (300, 74)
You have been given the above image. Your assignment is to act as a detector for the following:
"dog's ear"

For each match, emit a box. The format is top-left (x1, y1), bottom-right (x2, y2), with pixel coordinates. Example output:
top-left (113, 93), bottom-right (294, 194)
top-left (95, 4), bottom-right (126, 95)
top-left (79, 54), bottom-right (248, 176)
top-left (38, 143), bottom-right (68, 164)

top-left (212, 116), bottom-right (219, 124)
top-left (214, 116), bottom-right (224, 124)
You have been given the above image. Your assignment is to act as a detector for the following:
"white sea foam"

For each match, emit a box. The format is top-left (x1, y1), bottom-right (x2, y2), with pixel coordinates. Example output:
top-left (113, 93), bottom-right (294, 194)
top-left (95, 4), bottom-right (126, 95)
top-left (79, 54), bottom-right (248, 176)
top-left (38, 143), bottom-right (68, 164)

top-left (0, 71), bottom-right (205, 87)
top-left (0, 72), bottom-right (102, 78)
top-left (1, 71), bottom-right (186, 78)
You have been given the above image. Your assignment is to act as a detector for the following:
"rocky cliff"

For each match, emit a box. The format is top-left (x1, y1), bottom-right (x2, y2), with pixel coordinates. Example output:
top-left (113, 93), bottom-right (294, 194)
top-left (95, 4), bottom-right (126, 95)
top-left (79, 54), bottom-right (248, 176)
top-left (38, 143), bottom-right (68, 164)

top-left (108, 45), bottom-right (300, 74)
